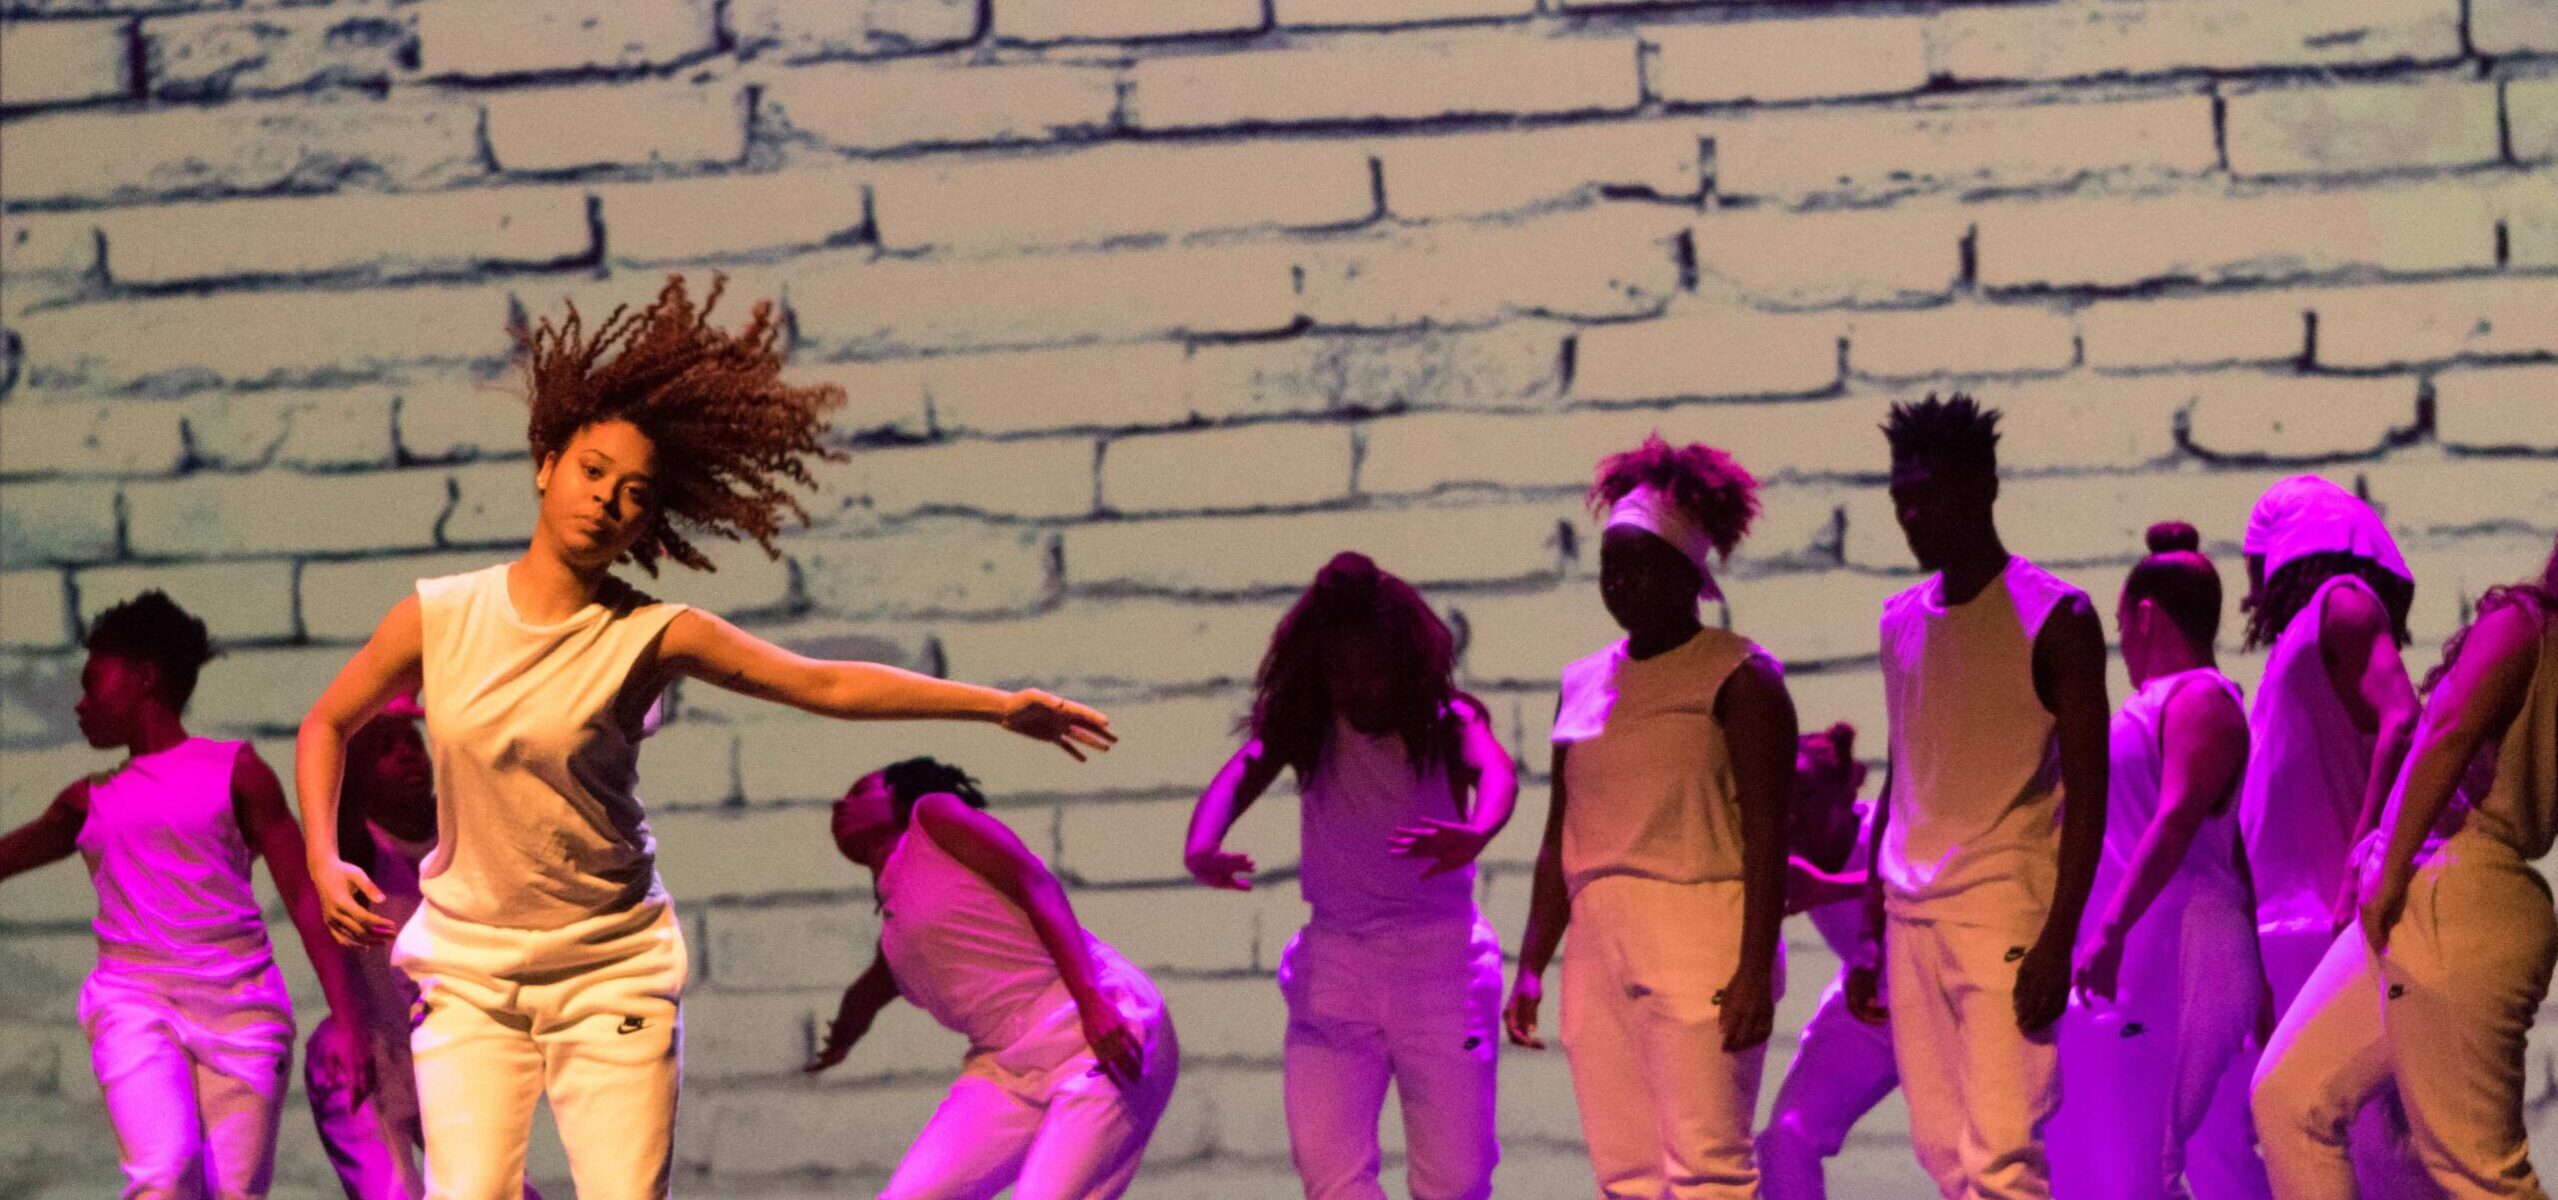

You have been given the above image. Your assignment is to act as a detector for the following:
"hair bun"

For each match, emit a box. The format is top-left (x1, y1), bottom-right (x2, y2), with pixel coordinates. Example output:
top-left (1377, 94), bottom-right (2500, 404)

top-left (2146, 521), bottom-right (2202, 555)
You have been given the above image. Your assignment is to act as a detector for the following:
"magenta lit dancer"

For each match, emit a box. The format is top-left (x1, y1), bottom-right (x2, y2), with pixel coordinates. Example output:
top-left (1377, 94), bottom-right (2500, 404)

top-left (814, 758), bottom-right (1178, 1199)
top-left (0, 592), bottom-right (375, 1200)
top-left (1183, 552), bottom-right (1518, 1200)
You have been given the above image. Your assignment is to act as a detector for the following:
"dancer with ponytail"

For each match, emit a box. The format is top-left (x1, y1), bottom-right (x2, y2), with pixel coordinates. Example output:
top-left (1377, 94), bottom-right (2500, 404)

top-left (1184, 552), bottom-right (1517, 1200)
top-left (295, 277), bottom-right (1116, 1200)
top-left (1505, 434), bottom-right (1797, 1200)
top-left (2045, 524), bottom-right (2271, 1200)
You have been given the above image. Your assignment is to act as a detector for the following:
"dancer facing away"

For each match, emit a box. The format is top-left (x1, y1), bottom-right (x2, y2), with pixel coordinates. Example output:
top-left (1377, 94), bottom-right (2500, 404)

top-left (811, 758), bottom-right (1179, 1199)
top-left (2256, 533), bottom-right (2558, 1199)
top-left (1848, 394), bottom-right (2110, 1200)
top-left (1505, 434), bottom-right (1798, 1200)
top-left (1756, 722), bottom-right (1901, 1200)
top-left (306, 696), bottom-right (539, 1200)
top-left (2044, 524), bottom-right (2271, 1200)
top-left (1183, 552), bottom-right (1519, 1200)
top-left (0, 592), bottom-right (375, 1200)
top-left (295, 278), bottom-right (1116, 1200)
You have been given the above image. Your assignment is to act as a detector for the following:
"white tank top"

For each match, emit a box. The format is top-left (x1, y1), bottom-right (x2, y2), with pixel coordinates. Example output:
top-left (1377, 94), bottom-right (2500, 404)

top-left (1553, 626), bottom-right (1762, 898)
top-left (2239, 575), bottom-right (2380, 933)
top-left (877, 817), bottom-right (1134, 1052)
top-left (1298, 712), bottom-right (1478, 934)
top-left (1878, 556), bottom-right (2084, 923)
top-left (77, 737), bottom-right (277, 986)
top-left (416, 564), bottom-right (688, 928)
top-left (1805, 800), bottom-right (1878, 963)
top-left (2465, 604), bottom-right (2558, 862)
top-left (2094, 669), bottom-right (2250, 928)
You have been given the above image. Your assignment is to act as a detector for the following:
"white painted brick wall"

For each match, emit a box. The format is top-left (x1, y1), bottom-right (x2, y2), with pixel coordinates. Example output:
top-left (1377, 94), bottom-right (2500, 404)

top-left (3, 1), bottom-right (2552, 1193)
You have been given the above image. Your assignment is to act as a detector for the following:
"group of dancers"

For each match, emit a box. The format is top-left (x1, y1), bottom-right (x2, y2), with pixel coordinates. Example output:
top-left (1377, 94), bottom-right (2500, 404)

top-left (0, 274), bottom-right (2552, 1200)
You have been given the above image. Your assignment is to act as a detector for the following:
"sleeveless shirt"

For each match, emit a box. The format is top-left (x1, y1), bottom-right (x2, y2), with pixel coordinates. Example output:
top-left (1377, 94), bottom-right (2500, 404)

top-left (80, 737), bottom-right (276, 987)
top-left (1553, 626), bottom-right (1765, 898)
top-left (1298, 711), bottom-right (1478, 934)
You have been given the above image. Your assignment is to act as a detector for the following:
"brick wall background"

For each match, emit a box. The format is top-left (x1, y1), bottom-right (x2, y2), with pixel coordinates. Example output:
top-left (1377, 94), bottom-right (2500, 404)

top-left (3, 0), bottom-right (2555, 1194)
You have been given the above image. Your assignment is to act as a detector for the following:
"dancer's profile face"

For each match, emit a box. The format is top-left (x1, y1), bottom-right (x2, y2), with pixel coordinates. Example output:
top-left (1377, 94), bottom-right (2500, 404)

top-left (2240, 553), bottom-right (2268, 613)
top-left (1886, 457), bottom-right (1992, 571)
top-left (534, 420), bottom-right (659, 569)
top-left (833, 771), bottom-right (898, 865)
top-left (348, 715), bottom-right (435, 839)
top-left (1598, 525), bottom-right (1702, 637)
top-left (73, 652), bottom-right (157, 750)
top-left (1788, 735), bottom-right (1866, 858)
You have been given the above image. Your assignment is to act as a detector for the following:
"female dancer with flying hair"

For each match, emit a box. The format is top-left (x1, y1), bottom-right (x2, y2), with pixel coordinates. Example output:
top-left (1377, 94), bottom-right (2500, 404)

top-left (1184, 551), bottom-right (1519, 1200)
top-left (1505, 434), bottom-right (1797, 1199)
top-left (2257, 533), bottom-right (2558, 1198)
top-left (2044, 524), bottom-right (2271, 1200)
top-left (295, 278), bottom-right (1116, 1200)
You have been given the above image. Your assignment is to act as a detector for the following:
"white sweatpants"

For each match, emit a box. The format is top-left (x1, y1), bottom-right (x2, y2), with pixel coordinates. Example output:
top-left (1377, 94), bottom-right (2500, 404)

top-left (2256, 919), bottom-right (2441, 1199)
top-left (1756, 974), bottom-right (1899, 1200)
top-left (1279, 918), bottom-right (1501, 1200)
top-left (883, 969), bottom-right (1180, 1200)
top-left (1561, 876), bottom-right (1773, 1200)
top-left (1884, 912), bottom-right (2057, 1200)
top-left (394, 902), bottom-right (686, 1200)
top-left (2256, 836), bottom-right (2557, 1199)
top-left (2046, 893), bottom-right (2269, 1200)
top-left (306, 1014), bottom-right (426, 1200)
top-left (79, 961), bottom-right (296, 1200)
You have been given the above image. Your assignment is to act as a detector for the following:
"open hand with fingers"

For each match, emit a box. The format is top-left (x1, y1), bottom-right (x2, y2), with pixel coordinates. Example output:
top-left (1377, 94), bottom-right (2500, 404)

top-left (1001, 690), bottom-right (1118, 761)
top-left (805, 1007), bottom-right (875, 1074)
top-left (1184, 847), bottom-right (1256, 891)
top-left (1503, 971), bottom-right (1547, 1048)
top-left (1388, 818), bottom-right (1493, 878)
top-left (311, 857), bottom-right (397, 947)
top-left (1078, 997), bottom-right (1147, 1089)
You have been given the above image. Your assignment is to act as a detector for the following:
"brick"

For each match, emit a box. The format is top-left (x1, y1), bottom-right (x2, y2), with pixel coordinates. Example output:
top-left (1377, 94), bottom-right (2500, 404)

top-left (1375, 118), bottom-right (1706, 220)
top-left (1125, 30), bottom-right (1643, 131)
top-left (415, 0), bottom-right (716, 78)
top-left (1645, 14), bottom-right (1929, 105)
top-left (1, 209), bottom-right (104, 297)
top-left (2225, 79), bottom-right (2501, 178)
top-left (188, 644), bottom-right (362, 732)
top-left (1189, 323), bottom-right (1569, 419)
top-left (1723, 568), bottom-right (1918, 665)
top-left (1449, 585), bottom-right (1623, 684)
top-left (697, 897), bottom-right (873, 991)
top-left (1976, 183), bottom-right (2500, 292)
top-left (141, 6), bottom-right (419, 100)
top-left (725, 0), bottom-right (978, 60)
top-left (386, 381), bottom-right (526, 468)
top-left (835, 343), bottom-right (1194, 436)
top-left (1073, 883), bottom-right (1259, 972)
top-left (2183, 375), bottom-right (2420, 462)
top-left (858, 691), bottom-right (1254, 800)
top-left (996, 0), bottom-right (1262, 42)
top-left (1938, 374), bottom-right (2203, 471)
top-left (1709, 93), bottom-right (2218, 203)
top-left (793, 518), bottom-right (1054, 618)
top-left (1069, 501), bottom-right (1568, 594)
top-left (0, 480), bottom-right (119, 566)
top-left (1147, 975), bottom-right (1286, 1065)
top-left (677, 989), bottom-right (825, 1081)
top-left (179, 388), bottom-right (398, 471)
top-left (2501, 171), bottom-right (2558, 271)
top-left (1570, 308), bottom-right (1845, 403)
top-left (76, 559), bottom-right (298, 643)
top-left (2367, 456), bottom-right (2558, 534)
top-left (1693, 203), bottom-right (1967, 307)
top-left (2398, 529), bottom-right (2558, 639)
top-left (1299, 206), bottom-right (1688, 328)
top-left (594, 165), bottom-right (869, 263)
top-left (1359, 397), bottom-right (1891, 500)
top-left (1056, 794), bottom-right (1296, 885)
top-left (2472, 0), bottom-right (2558, 54)
top-left (1846, 304), bottom-right (2078, 380)
top-left (761, 59), bottom-right (1119, 152)
top-left (1101, 423), bottom-right (1355, 514)
top-left (2309, 278), bottom-right (2558, 370)
top-left (0, 93), bottom-right (482, 205)
top-left (1882, 469), bottom-right (2312, 566)
top-left (0, 15), bottom-right (129, 108)
top-left (931, 595), bottom-right (1292, 691)
top-left (872, 141), bottom-right (1376, 253)
top-left (1928, 0), bottom-right (2461, 84)
top-left (701, 1081), bottom-right (950, 1178)
top-left (0, 572), bottom-right (71, 650)
top-left (788, 241), bottom-right (1302, 355)
top-left (775, 358), bottom-right (935, 442)
top-left (296, 549), bottom-right (492, 642)
top-left (1278, 0), bottom-right (1535, 27)
top-left (13, 282), bottom-right (515, 391)
top-left (2508, 77), bottom-right (2558, 163)
top-left (654, 804), bottom-right (858, 899)
top-left (123, 469), bottom-right (449, 559)
top-left (102, 187), bottom-right (592, 285)
top-left (627, 716), bottom-right (738, 806)
top-left (2080, 290), bottom-right (2311, 371)
top-left (484, 80), bottom-right (747, 174)
top-left (0, 400), bottom-right (186, 478)
top-left (2433, 366), bottom-right (2558, 453)
top-left (803, 436), bottom-right (1096, 521)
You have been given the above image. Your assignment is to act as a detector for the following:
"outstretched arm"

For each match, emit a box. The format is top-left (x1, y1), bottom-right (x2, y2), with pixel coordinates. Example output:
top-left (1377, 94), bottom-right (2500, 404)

top-left (914, 793), bottom-right (1146, 1085)
top-left (236, 744), bottom-right (377, 1100)
top-left (0, 781), bottom-right (89, 883)
top-left (2364, 602), bottom-right (2542, 952)
top-left (1185, 738), bottom-right (1285, 890)
top-left (660, 609), bottom-right (1114, 760)
top-left (296, 595), bottom-right (424, 947)
top-left (2076, 679), bottom-right (2247, 1002)
top-left (807, 948), bottom-right (901, 1073)
top-left (1391, 699), bottom-right (1522, 877)
top-left (1718, 653), bottom-right (1798, 1052)
top-left (2023, 593), bottom-right (2111, 1034)
top-left (1506, 739), bottom-right (1572, 1049)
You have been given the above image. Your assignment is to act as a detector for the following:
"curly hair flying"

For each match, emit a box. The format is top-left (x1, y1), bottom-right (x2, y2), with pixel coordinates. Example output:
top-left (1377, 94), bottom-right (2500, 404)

top-left (518, 275), bottom-right (845, 574)
top-left (1586, 432), bottom-right (1762, 558)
